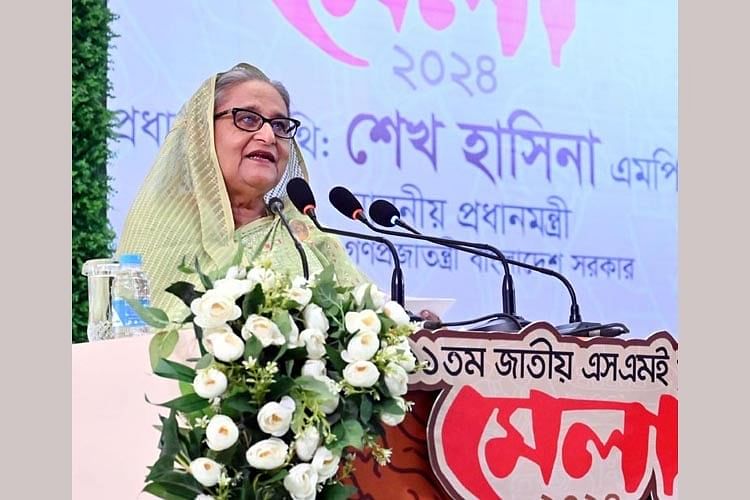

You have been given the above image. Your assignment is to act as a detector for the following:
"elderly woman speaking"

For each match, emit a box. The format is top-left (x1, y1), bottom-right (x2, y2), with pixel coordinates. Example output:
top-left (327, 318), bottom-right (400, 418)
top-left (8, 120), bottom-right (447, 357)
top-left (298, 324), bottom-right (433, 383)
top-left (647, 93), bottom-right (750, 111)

top-left (117, 63), bottom-right (368, 319)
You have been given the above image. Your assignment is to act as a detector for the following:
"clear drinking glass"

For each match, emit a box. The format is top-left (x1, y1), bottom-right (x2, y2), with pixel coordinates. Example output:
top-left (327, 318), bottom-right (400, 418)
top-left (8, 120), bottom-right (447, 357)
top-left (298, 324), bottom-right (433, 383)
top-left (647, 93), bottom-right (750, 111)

top-left (81, 258), bottom-right (120, 341)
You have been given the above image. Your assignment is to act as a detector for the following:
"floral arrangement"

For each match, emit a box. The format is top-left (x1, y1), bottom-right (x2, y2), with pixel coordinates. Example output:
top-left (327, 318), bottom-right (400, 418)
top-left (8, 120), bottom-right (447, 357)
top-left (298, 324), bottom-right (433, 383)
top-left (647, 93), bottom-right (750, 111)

top-left (139, 257), bottom-right (421, 500)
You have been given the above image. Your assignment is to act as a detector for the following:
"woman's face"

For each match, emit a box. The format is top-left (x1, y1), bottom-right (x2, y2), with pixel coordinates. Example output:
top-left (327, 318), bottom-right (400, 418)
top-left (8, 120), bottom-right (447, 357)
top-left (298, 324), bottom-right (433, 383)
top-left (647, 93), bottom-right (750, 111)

top-left (213, 80), bottom-right (291, 203)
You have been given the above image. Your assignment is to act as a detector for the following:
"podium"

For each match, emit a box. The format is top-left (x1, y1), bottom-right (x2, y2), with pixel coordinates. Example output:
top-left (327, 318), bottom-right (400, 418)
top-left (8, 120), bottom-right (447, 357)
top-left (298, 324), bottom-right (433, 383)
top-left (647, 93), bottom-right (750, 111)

top-left (72, 323), bottom-right (678, 499)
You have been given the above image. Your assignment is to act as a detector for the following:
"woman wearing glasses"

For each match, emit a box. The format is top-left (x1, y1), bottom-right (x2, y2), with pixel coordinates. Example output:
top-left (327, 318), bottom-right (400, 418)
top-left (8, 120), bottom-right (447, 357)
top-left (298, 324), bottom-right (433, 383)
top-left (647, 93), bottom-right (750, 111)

top-left (116, 63), bottom-right (368, 319)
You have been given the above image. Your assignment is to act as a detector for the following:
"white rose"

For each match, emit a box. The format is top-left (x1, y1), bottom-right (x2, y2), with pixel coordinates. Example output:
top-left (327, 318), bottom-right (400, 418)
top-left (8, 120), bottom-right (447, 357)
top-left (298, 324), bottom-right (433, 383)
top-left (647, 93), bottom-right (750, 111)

top-left (353, 283), bottom-right (387, 310)
top-left (213, 277), bottom-right (253, 301)
top-left (384, 362), bottom-right (409, 397)
top-left (283, 463), bottom-right (318, 500)
top-left (343, 360), bottom-right (380, 388)
top-left (292, 276), bottom-right (309, 288)
top-left (257, 396), bottom-right (296, 437)
top-left (302, 304), bottom-right (329, 332)
top-left (246, 438), bottom-right (288, 470)
top-left (299, 328), bottom-right (327, 360)
top-left (224, 265), bottom-right (246, 280)
top-left (312, 446), bottom-right (340, 482)
top-left (247, 267), bottom-right (277, 291)
top-left (193, 368), bottom-right (227, 399)
top-left (287, 286), bottom-right (313, 308)
top-left (317, 376), bottom-right (341, 414)
top-left (294, 425), bottom-right (321, 461)
top-left (188, 457), bottom-right (222, 487)
top-left (301, 359), bottom-right (327, 379)
top-left (382, 338), bottom-right (416, 372)
top-left (203, 328), bottom-right (244, 363)
top-left (205, 414), bottom-right (239, 451)
top-left (286, 314), bottom-right (304, 348)
top-left (382, 300), bottom-right (411, 326)
top-left (344, 309), bottom-right (381, 335)
top-left (380, 397), bottom-right (407, 426)
top-left (242, 314), bottom-right (285, 347)
top-left (201, 325), bottom-right (233, 353)
top-left (190, 290), bottom-right (242, 329)
top-left (341, 330), bottom-right (379, 363)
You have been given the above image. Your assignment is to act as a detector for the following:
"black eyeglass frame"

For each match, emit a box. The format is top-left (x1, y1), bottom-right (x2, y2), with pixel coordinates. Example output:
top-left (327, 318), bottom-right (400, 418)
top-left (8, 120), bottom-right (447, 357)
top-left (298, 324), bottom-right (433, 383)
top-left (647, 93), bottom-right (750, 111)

top-left (214, 107), bottom-right (301, 139)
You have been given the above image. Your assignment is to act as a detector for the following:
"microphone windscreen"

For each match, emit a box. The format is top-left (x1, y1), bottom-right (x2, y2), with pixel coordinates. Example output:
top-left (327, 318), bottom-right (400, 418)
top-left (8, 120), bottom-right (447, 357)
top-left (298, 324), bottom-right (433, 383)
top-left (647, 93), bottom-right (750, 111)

top-left (286, 177), bottom-right (316, 214)
top-left (369, 199), bottom-right (400, 227)
top-left (267, 196), bottom-right (285, 213)
top-left (329, 186), bottom-right (363, 219)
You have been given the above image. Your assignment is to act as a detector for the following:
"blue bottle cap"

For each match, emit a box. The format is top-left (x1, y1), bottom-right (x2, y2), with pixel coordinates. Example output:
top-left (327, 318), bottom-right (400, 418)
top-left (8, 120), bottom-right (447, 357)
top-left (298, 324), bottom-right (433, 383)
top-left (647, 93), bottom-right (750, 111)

top-left (119, 253), bottom-right (143, 266)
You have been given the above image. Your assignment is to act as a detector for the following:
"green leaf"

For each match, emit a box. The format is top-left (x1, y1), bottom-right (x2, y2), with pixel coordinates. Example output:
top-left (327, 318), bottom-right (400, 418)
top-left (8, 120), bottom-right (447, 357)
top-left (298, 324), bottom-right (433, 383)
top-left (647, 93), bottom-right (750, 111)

top-left (242, 283), bottom-right (265, 316)
top-left (295, 376), bottom-right (333, 398)
top-left (193, 257), bottom-right (214, 290)
top-left (259, 468), bottom-right (289, 485)
top-left (331, 419), bottom-right (364, 455)
top-left (194, 353), bottom-right (214, 370)
top-left (149, 329), bottom-right (180, 371)
top-left (143, 481), bottom-right (198, 500)
top-left (321, 483), bottom-right (358, 500)
top-left (379, 315), bottom-right (396, 335)
top-left (146, 454), bottom-right (176, 482)
top-left (272, 309), bottom-right (292, 335)
top-left (222, 392), bottom-right (257, 413)
top-left (268, 375), bottom-right (295, 400)
top-left (177, 255), bottom-right (196, 275)
top-left (231, 241), bottom-right (245, 267)
top-left (124, 298), bottom-right (171, 328)
top-left (144, 470), bottom-right (204, 497)
top-left (379, 398), bottom-right (405, 416)
top-left (165, 281), bottom-right (202, 308)
top-left (244, 335), bottom-right (264, 360)
top-left (154, 359), bottom-right (197, 383)
top-left (156, 393), bottom-right (211, 413)
top-left (359, 396), bottom-right (373, 423)
top-left (159, 409), bottom-right (181, 458)
top-left (325, 345), bottom-right (346, 372)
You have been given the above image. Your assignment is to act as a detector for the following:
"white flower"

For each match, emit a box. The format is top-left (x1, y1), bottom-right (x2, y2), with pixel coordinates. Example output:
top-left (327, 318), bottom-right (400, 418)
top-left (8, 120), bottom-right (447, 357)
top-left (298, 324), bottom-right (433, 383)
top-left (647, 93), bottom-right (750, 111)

top-left (287, 285), bottom-right (313, 308)
top-left (247, 267), bottom-right (277, 291)
top-left (384, 362), bottom-right (409, 397)
top-left (344, 309), bottom-right (381, 336)
top-left (382, 300), bottom-right (411, 326)
top-left (341, 330), bottom-right (380, 363)
top-left (317, 376), bottom-right (341, 414)
top-left (193, 368), bottom-right (228, 399)
top-left (242, 314), bottom-right (285, 347)
top-left (380, 397), bottom-right (408, 426)
top-left (257, 396), bottom-right (296, 436)
top-left (286, 313), bottom-right (304, 348)
top-left (195, 495), bottom-right (215, 500)
top-left (213, 277), bottom-right (253, 301)
top-left (188, 457), bottom-right (222, 487)
top-left (301, 359), bottom-right (327, 379)
top-left (353, 283), bottom-right (387, 310)
top-left (343, 360), bottom-right (380, 388)
top-left (190, 290), bottom-right (242, 329)
top-left (202, 328), bottom-right (244, 362)
top-left (224, 265), bottom-right (246, 280)
top-left (382, 338), bottom-right (416, 372)
top-left (283, 463), bottom-right (318, 500)
top-left (302, 304), bottom-right (329, 332)
top-left (312, 446), bottom-right (340, 482)
top-left (294, 425), bottom-right (321, 461)
top-left (299, 328), bottom-right (327, 360)
top-left (205, 414), bottom-right (239, 451)
top-left (246, 437), bottom-right (288, 470)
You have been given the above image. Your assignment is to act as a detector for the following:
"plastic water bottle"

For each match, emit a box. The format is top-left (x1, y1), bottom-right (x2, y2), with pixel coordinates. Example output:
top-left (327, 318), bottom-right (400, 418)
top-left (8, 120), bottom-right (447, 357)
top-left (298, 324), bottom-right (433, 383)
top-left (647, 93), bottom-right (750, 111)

top-left (111, 253), bottom-right (152, 338)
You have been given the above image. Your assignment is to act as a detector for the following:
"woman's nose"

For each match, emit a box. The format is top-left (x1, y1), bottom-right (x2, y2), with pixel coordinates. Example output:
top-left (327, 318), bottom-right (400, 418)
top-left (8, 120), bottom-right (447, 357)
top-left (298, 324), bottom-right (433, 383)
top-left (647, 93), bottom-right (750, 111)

top-left (254, 122), bottom-right (276, 143)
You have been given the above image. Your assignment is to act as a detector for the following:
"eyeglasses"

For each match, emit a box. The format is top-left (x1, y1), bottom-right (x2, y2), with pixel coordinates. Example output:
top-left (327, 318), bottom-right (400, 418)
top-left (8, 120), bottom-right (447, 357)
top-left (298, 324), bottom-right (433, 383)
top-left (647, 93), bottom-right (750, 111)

top-left (214, 107), bottom-right (301, 139)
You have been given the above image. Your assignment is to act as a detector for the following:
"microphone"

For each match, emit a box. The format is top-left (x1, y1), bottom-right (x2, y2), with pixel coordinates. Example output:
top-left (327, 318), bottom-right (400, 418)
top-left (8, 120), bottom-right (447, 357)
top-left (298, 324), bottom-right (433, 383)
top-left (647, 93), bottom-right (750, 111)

top-left (369, 199), bottom-right (629, 337)
top-left (286, 178), bottom-right (406, 307)
top-left (267, 196), bottom-right (309, 279)
top-left (329, 186), bottom-right (527, 332)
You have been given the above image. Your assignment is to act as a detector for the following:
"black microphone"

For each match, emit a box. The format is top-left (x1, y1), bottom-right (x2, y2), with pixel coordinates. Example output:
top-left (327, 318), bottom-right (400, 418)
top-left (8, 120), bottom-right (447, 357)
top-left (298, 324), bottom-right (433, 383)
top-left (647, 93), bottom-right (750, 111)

top-left (286, 178), bottom-right (406, 307)
top-left (369, 199), bottom-right (629, 337)
top-left (330, 186), bottom-right (527, 332)
top-left (267, 196), bottom-right (309, 280)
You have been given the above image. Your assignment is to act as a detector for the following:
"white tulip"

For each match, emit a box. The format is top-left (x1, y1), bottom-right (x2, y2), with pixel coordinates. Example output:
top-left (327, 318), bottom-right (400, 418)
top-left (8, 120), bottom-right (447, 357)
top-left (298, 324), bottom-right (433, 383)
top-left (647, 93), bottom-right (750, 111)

top-left (301, 359), bottom-right (327, 379)
top-left (302, 304), bottom-right (329, 332)
top-left (283, 463), bottom-right (318, 500)
top-left (213, 277), bottom-right (253, 301)
top-left (353, 283), bottom-right (387, 310)
top-left (246, 438), bottom-right (288, 470)
top-left (343, 360), bottom-right (380, 388)
top-left (190, 290), bottom-right (242, 329)
top-left (257, 396), bottom-right (296, 437)
top-left (341, 330), bottom-right (380, 363)
top-left (188, 457), bottom-right (222, 487)
top-left (344, 309), bottom-right (381, 335)
top-left (224, 265), bottom-right (246, 280)
top-left (384, 362), bottom-right (409, 397)
top-left (205, 414), bottom-right (239, 451)
top-left (203, 328), bottom-right (244, 363)
top-left (380, 397), bottom-right (407, 426)
top-left (242, 314), bottom-right (285, 347)
top-left (287, 286), bottom-right (313, 308)
top-left (193, 368), bottom-right (227, 399)
top-left (299, 328), bottom-right (327, 360)
top-left (294, 425), bottom-right (321, 461)
top-left (312, 446), bottom-right (340, 482)
top-left (247, 267), bottom-right (277, 291)
top-left (383, 300), bottom-right (411, 326)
